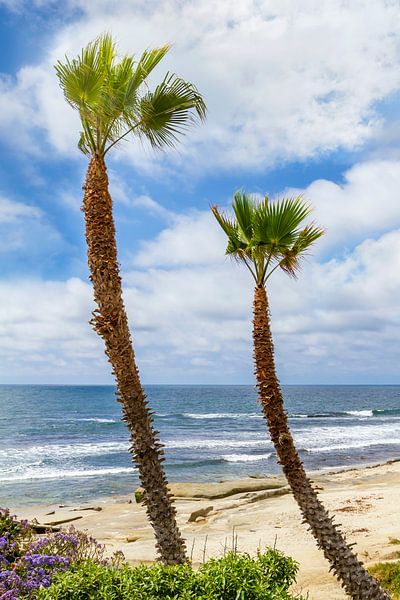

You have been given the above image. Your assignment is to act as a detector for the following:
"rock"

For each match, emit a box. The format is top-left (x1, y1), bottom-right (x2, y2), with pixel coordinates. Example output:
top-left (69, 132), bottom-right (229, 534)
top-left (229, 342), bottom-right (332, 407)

top-left (71, 506), bottom-right (102, 512)
top-left (126, 535), bottom-right (141, 543)
top-left (44, 516), bottom-right (83, 526)
top-left (241, 486), bottom-right (290, 504)
top-left (30, 523), bottom-right (61, 533)
top-left (135, 477), bottom-right (287, 502)
top-left (187, 506), bottom-right (214, 523)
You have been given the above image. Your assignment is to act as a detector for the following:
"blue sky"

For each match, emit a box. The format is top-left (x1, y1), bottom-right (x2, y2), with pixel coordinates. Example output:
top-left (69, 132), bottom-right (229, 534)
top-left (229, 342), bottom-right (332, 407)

top-left (0, 0), bottom-right (400, 384)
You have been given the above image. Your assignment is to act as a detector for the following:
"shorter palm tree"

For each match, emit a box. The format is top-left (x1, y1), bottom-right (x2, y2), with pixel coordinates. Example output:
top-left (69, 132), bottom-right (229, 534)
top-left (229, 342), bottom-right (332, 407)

top-left (212, 192), bottom-right (389, 600)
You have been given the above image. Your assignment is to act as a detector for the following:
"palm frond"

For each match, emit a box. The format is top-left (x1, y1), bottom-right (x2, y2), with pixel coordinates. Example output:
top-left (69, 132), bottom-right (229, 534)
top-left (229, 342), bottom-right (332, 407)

top-left (232, 191), bottom-right (255, 244)
top-left (253, 196), bottom-right (312, 250)
top-left (278, 224), bottom-right (324, 278)
top-left (125, 45), bottom-right (170, 102)
top-left (78, 130), bottom-right (91, 155)
top-left (55, 57), bottom-right (104, 110)
top-left (212, 191), bottom-right (323, 286)
top-left (211, 206), bottom-right (247, 255)
top-left (291, 223), bottom-right (325, 254)
top-left (55, 35), bottom-right (206, 156)
top-left (278, 250), bottom-right (301, 278)
top-left (137, 73), bottom-right (206, 149)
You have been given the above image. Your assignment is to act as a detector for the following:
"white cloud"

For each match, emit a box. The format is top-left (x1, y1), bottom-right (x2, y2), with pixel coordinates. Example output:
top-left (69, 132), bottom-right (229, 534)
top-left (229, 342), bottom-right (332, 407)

top-left (1, 160), bottom-right (400, 384)
top-left (130, 195), bottom-right (173, 221)
top-left (0, 195), bottom-right (64, 255)
top-left (107, 171), bottom-right (173, 220)
top-left (133, 211), bottom-right (226, 268)
top-left (0, 197), bottom-right (41, 223)
top-left (0, 65), bottom-right (82, 156)
top-left (133, 158), bottom-right (400, 266)
top-left (1, 0), bottom-right (400, 169)
top-left (287, 159), bottom-right (400, 256)
top-left (127, 223), bottom-right (400, 383)
top-left (0, 278), bottom-right (104, 381)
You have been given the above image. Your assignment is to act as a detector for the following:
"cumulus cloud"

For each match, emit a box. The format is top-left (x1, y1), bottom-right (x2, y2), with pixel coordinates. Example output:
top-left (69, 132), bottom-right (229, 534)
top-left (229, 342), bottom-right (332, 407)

top-left (1, 156), bottom-right (400, 384)
top-left (288, 159), bottom-right (400, 256)
top-left (134, 211), bottom-right (226, 268)
top-left (0, 277), bottom-right (103, 382)
top-left (134, 158), bottom-right (400, 265)
top-left (0, 197), bottom-right (41, 224)
top-left (1, 0), bottom-right (400, 170)
top-left (0, 68), bottom-right (79, 155)
top-left (1, 227), bottom-right (399, 384)
top-left (106, 171), bottom-right (174, 220)
top-left (0, 195), bottom-right (65, 258)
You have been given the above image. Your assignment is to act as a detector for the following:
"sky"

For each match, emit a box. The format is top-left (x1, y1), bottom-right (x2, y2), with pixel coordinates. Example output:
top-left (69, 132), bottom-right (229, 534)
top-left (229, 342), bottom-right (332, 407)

top-left (0, 0), bottom-right (400, 385)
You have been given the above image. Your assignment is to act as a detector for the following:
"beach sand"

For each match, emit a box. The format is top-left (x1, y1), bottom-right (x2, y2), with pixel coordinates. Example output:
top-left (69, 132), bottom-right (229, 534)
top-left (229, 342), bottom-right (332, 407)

top-left (13, 460), bottom-right (400, 599)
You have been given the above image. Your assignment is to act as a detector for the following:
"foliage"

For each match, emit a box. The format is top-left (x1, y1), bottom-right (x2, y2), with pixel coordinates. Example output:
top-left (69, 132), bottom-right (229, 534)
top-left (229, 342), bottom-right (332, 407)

top-left (0, 508), bottom-right (32, 565)
top-left (36, 548), bottom-right (306, 600)
top-left (212, 191), bottom-right (324, 286)
top-left (26, 527), bottom-right (123, 568)
top-left (369, 561), bottom-right (400, 599)
top-left (0, 509), bottom-right (122, 599)
top-left (195, 548), bottom-right (301, 599)
top-left (1, 509), bottom-right (307, 599)
top-left (55, 33), bottom-right (206, 156)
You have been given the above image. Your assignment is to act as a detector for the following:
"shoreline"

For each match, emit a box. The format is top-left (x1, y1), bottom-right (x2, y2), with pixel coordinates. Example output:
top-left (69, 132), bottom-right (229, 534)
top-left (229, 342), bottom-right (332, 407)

top-left (9, 458), bottom-right (400, 599)
top-left (4, 456), bottom-right (400, 510)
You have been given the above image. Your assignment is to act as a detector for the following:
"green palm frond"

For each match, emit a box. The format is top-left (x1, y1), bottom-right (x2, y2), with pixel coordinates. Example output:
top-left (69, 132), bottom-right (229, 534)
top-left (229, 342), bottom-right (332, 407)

top-left (278, 250), bottom-right (301, 278)
top-left (211, 204), bottom-right (255, 281)
top-left (253, 196), bottom-right (312, 250)
top-left (232, 191), bottom-right (255, 244)
top-left (55, 34), bottom-right (206, 156)
top-left (291, 223), bottom-right (325, 254)
top-left (212, 191), bottom-right (324, 285)
top-left (55, 34), bottom-right (115, 110)
top-left (137, 73), bottom-right (206, 149)
top-left (125, 45), bottom-right (170, 102)
top-left (211, 206), bottom-right (246, 255)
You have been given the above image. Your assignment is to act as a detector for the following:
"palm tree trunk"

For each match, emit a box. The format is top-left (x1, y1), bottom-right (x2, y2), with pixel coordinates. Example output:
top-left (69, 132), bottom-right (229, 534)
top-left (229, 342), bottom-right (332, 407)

top-left (82, 155), bottom-right (187, 565)
top-left (253, 285), bottom-right (390, 600)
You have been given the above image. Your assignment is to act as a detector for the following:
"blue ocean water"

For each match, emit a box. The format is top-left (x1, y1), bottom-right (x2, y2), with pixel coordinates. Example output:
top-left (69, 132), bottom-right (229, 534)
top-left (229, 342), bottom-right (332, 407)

top-left (0, 385), bottom-right (399, 507)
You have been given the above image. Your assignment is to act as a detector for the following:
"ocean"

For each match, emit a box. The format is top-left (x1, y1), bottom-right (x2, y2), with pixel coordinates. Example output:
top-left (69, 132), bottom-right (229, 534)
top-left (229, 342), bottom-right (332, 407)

top-left (0, 384), bottom-right (399, 507)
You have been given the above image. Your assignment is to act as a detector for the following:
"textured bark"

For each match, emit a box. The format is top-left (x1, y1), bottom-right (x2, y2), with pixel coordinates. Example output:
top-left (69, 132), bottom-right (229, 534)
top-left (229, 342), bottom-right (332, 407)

top-left (253, 285), bottom-right (390, 600)
top-left (82, 155), bottom-right (187, 565)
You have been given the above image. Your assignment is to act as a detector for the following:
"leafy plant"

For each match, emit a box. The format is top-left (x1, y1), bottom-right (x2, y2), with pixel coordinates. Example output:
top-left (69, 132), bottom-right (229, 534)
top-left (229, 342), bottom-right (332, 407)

top-left (36, 548), bottom-right (307, 600)
top-left (0, 510), bottom-right (123, 599)
top-left (195, 548), bottom-right (301, 599)
top-left (369, 561), bottom-right (400, 599)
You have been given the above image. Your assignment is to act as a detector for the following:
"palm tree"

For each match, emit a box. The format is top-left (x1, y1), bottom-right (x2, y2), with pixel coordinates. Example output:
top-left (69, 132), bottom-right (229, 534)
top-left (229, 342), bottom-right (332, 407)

top-left (55, 34), bottom-right (206, 565)
top-left (212, 192), bottom-right (390, 600)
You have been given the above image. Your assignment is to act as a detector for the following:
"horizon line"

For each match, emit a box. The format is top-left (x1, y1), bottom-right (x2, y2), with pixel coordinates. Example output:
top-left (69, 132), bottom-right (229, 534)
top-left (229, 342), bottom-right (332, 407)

top-left (1, 382), bottom-right (400, 387)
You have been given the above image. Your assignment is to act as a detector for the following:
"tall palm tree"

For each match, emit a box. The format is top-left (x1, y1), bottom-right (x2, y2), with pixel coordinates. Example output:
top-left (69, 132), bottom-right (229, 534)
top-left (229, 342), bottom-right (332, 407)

top-left (212, 192), bottom-right (390, 600)
top-left (55, 34), bottom-right (206, 565)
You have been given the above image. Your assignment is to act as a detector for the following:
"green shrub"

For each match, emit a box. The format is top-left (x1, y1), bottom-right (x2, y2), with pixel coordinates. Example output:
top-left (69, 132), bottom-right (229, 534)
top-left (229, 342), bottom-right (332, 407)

top-left (36, 548), bottom-right (306, 599)
top-left (369, 561), bottom-right (400, 599)
top-left (195, 548), bottom-right (300, 599)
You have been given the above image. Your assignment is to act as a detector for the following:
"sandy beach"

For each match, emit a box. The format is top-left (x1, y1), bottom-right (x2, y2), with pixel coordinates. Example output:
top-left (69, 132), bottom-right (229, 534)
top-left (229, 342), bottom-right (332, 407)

top-left (12, 460), bottom-right (400, 600)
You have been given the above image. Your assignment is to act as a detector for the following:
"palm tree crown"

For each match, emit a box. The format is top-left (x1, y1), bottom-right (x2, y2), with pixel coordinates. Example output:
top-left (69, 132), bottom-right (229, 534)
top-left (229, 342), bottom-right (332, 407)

top-left (212, 191), bottom-right (324, 285)
top-left (55, 33), bottom-right (206, 156)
